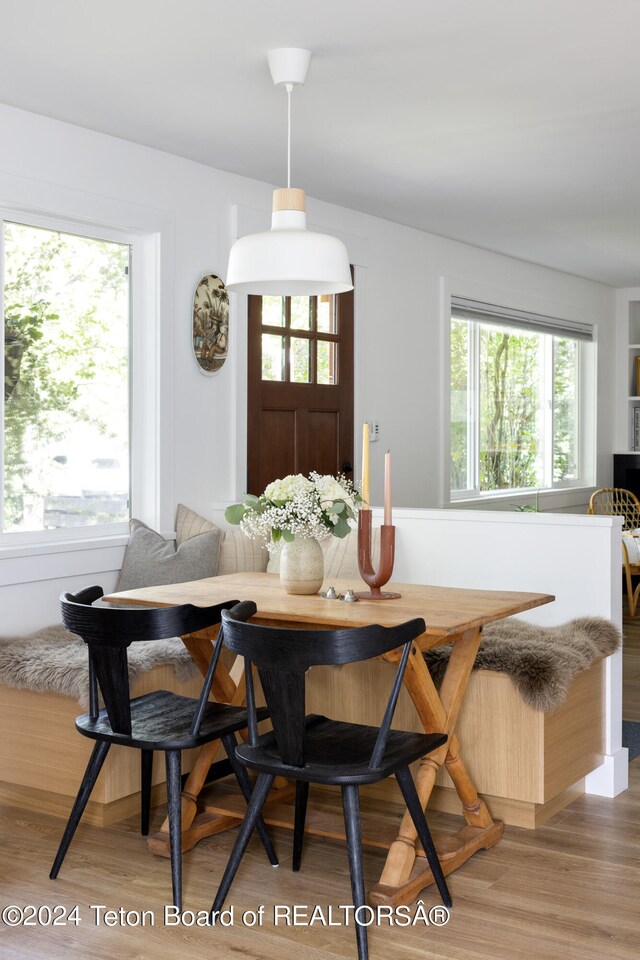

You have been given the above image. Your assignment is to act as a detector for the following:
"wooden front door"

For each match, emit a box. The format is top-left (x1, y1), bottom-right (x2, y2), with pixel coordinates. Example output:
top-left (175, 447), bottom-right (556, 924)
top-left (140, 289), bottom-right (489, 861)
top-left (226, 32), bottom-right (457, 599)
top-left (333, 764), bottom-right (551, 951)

top-left (247, 290), bottom-right (354, 494)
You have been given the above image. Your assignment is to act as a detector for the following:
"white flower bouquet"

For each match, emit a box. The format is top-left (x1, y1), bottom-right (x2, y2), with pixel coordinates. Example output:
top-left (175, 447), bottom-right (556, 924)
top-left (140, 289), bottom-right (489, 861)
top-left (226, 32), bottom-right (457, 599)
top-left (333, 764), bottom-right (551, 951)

top-left (225, 472), bottom-right (361, 549)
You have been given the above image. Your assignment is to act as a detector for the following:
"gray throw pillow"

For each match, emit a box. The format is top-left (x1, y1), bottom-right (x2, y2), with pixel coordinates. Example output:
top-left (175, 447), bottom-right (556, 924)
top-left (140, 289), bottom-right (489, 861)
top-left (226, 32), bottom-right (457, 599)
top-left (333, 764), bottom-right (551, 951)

top-left (116, 518), bottom-right (221, 591)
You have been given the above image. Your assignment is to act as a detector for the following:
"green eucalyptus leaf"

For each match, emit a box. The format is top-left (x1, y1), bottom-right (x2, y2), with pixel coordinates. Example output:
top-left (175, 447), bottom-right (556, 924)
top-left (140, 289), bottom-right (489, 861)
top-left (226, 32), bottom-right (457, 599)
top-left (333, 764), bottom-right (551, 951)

top-left (282, 529), bottom-right (295, 542)
top-left (224, 503), bottom-right (246, 525)
top-left (332, 518), bottom-right (351, 539)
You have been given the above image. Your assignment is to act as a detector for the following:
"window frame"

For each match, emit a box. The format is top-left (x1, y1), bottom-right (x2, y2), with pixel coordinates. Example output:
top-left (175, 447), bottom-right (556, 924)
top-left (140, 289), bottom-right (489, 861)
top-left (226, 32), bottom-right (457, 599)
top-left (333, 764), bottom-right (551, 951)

top-left (0, 207), bottom-right (158, 548)
top-left (441, 281), bottom-right (598, 508)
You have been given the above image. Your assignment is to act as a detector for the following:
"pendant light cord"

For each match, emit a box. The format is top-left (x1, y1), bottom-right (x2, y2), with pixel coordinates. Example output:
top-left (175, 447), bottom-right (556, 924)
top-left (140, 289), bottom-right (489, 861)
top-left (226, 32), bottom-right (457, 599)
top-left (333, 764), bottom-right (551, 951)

top-left (286, 82), bottom-right (293, 188)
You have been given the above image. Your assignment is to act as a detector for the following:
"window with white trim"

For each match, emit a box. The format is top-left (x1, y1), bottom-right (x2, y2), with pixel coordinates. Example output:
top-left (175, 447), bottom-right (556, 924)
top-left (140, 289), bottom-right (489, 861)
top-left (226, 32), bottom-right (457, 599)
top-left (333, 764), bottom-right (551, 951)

top-left (2, 215), bottom-right (131, 538)
top-left (450, 297), bottom-right (595, 499)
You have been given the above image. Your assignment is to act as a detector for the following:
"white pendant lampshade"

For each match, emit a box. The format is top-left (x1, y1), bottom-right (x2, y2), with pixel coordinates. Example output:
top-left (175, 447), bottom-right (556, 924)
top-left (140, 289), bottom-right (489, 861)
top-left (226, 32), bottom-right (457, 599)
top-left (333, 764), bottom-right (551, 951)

top-left (226, 48), bottom-right (354, 297)
top-left (226, 187), bottom-right (353, 295)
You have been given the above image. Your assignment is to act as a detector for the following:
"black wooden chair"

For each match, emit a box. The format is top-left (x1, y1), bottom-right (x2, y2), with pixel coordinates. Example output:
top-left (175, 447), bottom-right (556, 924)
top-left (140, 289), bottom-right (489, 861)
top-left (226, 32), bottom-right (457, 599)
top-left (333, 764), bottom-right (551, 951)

top-left (50, 586), bottom-right (278, 910)
top-left (210, 606), bottom-right (451, 960)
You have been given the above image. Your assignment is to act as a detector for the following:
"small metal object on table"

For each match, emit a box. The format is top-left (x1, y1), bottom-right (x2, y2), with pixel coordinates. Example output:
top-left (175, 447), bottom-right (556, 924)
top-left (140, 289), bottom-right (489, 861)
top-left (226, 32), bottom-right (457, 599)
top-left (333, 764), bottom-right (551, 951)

top-left (321, 586), bottom-right (359, 602)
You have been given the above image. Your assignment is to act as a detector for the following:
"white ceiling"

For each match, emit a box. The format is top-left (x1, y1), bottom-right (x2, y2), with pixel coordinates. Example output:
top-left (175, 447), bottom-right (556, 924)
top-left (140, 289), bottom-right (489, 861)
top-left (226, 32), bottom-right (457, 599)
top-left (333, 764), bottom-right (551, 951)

top-left (0, 0), bottom-right (639, 286)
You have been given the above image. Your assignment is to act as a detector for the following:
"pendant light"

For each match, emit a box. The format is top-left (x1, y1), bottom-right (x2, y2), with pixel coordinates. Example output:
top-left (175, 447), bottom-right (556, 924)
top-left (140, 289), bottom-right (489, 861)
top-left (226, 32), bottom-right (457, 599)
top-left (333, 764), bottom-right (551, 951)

top-left (226, 48), bottom-right (353, 296)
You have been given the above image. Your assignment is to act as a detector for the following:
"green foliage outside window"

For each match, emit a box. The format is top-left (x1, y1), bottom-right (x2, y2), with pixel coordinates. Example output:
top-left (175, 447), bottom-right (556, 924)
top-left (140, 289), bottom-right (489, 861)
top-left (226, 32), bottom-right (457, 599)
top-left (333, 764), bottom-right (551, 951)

top-left (3, 222), bottom-right (129, 531)
top-left (451, 317), bottom-right (579, 495)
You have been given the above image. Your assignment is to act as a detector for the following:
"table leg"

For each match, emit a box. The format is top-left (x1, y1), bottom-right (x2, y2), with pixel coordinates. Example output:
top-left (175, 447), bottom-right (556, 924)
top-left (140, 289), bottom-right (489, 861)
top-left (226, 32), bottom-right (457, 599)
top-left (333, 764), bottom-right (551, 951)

top-left (147, 632), bottom-right (248, 857)
top-left (369, 627), bottom-right (503, 907)
top-left (148, 639), bottom-right (290, 857)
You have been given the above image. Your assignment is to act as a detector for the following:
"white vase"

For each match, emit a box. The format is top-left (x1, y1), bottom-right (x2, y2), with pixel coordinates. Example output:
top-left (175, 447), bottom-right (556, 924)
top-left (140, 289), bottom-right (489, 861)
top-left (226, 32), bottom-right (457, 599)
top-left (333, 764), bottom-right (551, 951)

top-left (280, 537), bottom-right (324, 595)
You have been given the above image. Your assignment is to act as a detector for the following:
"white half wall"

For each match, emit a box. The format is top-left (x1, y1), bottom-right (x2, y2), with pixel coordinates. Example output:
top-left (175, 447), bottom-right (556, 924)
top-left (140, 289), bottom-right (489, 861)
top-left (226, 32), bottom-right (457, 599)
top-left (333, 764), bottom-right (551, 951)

top-left (209, 505), bottom-right (627, 798)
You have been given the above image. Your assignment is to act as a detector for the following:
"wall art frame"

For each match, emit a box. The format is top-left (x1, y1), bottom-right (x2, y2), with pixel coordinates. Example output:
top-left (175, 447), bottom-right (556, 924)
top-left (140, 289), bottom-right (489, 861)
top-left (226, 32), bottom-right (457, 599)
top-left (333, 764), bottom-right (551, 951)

top-left (192, 274), bottom-right (229, 374)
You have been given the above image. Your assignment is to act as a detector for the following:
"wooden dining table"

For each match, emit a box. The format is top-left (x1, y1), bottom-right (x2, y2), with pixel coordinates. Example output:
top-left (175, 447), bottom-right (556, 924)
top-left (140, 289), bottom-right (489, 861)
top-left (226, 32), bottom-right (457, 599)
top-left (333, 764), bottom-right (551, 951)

top-left (105, 572), bottom-right (553, 907)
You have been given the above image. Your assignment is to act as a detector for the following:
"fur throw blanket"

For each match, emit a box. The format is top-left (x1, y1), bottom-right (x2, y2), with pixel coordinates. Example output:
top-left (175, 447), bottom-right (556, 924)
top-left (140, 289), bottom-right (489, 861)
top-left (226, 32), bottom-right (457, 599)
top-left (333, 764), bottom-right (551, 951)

top-left (0, 624), bottom-right (199, 708)
top-left (424, 616), bottom-right (620, 712)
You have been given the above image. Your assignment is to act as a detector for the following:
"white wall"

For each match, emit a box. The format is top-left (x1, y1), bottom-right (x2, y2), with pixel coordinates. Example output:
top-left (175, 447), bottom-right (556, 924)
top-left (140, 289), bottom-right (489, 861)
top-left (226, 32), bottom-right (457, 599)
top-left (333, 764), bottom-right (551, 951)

top-left (390, 507), bottom-right (628, 798)
top-left (0, 102), bottom-right (618, 630)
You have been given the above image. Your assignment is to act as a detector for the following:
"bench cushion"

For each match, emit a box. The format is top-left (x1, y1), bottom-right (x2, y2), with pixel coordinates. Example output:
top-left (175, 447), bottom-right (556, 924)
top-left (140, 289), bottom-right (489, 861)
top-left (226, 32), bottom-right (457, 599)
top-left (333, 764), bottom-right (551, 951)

top-left (0, 624), bottom-right (197, 708)
top-left (424, 616), bottom-right (619, 712)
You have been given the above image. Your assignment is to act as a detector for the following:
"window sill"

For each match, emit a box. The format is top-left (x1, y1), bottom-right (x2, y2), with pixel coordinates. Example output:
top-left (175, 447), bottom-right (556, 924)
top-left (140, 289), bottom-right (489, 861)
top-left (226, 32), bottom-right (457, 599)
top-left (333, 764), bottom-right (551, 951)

top-left (0, 532), bottom-right (130, 561)
top-left (447, 486), bottom-right (597, 512)
top-left (0, 533), bottom-right (135, 589)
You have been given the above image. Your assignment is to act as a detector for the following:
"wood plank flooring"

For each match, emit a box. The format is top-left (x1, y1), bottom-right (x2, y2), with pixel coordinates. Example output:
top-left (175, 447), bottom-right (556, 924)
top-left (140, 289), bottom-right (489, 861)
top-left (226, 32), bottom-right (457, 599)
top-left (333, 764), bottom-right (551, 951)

top-left (1, 760), bottom-right (639, 960)
top-left (1, 613), bottom-right (637, 959)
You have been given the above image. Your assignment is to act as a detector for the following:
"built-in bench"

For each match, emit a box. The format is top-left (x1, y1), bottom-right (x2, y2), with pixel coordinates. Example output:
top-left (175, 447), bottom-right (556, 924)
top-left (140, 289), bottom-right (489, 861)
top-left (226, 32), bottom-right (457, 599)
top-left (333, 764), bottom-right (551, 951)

top-left (0, 510), bottom-right (271, 826)
top-left (0, 510), bottom-right (619, 828)
top-left (0, 619), bottom-right (212, 824)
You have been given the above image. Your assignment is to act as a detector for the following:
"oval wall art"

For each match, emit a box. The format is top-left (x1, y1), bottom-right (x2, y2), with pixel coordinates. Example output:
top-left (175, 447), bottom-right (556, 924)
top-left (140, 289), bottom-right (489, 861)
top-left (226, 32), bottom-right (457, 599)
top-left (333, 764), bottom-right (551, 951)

top-left (192, 274), bottom-right (229, 374)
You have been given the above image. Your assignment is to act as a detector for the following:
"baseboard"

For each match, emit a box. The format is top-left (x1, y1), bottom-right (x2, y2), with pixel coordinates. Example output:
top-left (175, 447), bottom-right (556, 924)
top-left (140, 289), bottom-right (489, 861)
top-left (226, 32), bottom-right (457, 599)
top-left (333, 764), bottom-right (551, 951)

top-left (426, 781), bottom-right (585, 829)
top-left (353, 777), bottom-right (585, 829)
top-left (0, 779), bottom-right (167, 827)
top-left (584, 749), bottom-right (629, 797)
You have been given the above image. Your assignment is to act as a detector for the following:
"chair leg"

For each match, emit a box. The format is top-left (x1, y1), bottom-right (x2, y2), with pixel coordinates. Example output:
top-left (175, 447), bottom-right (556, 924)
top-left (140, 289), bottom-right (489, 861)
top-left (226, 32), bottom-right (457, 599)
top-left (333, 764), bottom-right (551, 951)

top-left (293, 780), bottom-right (309, 872)
top-left (140, 750), bottom-right (153, 836)
top-left (165, 750), bottom-right (182, 912)
top-left (50, 740), bottom-right (111, 879)
top-left (221, 734), bottom-right (278, 866)
top-left (624, 560), bottom-right (636, 616)
top-left (395, 765), bottom-right (452, 909)
top-left (211, 773), bottom-right (274, 918)
top-left (341, 784), bottom-right (369, 960)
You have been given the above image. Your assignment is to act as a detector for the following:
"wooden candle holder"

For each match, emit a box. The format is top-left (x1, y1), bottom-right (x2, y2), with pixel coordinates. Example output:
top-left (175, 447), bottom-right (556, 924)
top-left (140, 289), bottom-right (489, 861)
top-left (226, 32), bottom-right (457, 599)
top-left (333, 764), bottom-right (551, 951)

top-left (355, 509), bottom-right (401, 600)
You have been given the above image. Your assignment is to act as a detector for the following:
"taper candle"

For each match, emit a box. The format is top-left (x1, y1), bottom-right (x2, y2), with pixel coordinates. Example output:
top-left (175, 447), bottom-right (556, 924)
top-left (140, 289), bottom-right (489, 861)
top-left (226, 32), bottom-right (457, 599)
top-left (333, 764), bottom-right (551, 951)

top-left (361, 423), bottom-right (370, 508)
top-left (384, 450), bottom-right (392, 525)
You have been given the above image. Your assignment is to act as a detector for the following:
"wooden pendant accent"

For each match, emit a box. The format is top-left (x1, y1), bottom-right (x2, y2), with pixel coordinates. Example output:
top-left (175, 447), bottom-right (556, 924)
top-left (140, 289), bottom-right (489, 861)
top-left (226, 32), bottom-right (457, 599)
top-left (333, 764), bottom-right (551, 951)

top-left (272, 187), bottom-right (306, 212)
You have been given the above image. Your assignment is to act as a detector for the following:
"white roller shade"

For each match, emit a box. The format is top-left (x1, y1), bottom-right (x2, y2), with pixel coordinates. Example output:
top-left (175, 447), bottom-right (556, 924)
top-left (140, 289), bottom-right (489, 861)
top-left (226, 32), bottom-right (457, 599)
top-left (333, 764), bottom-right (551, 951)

top-left (451, 296), bottom-right (593, 342)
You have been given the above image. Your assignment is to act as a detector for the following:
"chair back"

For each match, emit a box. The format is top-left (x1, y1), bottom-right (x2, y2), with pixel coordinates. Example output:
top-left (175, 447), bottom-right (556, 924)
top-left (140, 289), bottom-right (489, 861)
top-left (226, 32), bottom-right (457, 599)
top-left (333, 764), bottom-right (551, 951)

top-left (220, 609), bottom-right (426, 769)
top-left (588, 487), bottom-right (640, 531)
top-left (60, 585), bottom-right (242, 737)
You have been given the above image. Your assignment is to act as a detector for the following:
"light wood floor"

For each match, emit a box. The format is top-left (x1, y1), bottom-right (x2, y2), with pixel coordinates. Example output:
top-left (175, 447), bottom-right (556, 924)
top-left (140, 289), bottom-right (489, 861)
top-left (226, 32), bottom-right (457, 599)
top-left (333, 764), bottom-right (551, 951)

top-left (623, 614), bottom-right (640, 720)
top-left (1, 760), bottom-right (639, 960)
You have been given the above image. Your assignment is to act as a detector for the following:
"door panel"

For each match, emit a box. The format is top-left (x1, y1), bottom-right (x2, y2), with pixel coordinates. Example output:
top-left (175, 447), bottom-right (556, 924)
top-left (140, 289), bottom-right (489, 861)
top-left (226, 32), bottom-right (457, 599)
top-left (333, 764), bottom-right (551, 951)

top-left (247, 289), bottom-right (354, 495)
top-left (258, 409), bottom-right (297, 485)
top-left (307, 410), bottom-right (340, 476)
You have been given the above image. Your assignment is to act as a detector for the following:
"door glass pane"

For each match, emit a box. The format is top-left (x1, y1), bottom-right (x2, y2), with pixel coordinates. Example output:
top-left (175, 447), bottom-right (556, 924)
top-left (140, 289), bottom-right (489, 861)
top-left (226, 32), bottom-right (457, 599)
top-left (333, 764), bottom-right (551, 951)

top-left (291, 337), bottom-right (310, 383)
top-left (290, 296), bottom-right (311, 330)
top-left (317, 294), bottom-right (336, 333)
top-left (317, 340), bottom-right (336, 384)
top-left (3, 221), bottom-right (130, 533)
top-left (262, 334), bottom-right (285, 380)
top-left (262, 295), bottom-right (285, 327)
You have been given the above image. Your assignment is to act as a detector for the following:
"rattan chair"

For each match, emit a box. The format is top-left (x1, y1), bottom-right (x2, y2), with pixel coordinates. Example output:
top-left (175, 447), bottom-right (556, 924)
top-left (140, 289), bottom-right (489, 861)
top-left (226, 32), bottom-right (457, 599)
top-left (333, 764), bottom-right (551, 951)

top-left (588, 487), bottom-right (640, 616)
